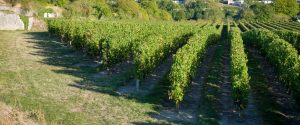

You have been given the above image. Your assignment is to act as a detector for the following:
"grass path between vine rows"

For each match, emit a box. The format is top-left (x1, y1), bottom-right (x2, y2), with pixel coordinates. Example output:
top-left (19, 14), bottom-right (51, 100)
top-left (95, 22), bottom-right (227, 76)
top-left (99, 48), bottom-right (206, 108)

top-left (218, 25), bottom-right (263, 125)
top-left (246, 46), bottom-right (300, 125)
top-left (0, 31), bottom-right (177, 125)
top-left (152, 39), bottom-right (219, 124)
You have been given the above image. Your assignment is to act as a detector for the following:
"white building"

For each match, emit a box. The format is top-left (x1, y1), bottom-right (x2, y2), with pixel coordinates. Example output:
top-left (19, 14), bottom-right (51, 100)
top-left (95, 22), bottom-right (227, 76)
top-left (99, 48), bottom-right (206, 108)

top-left (44, 12), bottom-right (58, 18)
top-left (224, 0), bottom-right (244, 6)
top-left (259, 0), bottom-right (273, 4)
top-left (173, 0), bottom-right (186, 4)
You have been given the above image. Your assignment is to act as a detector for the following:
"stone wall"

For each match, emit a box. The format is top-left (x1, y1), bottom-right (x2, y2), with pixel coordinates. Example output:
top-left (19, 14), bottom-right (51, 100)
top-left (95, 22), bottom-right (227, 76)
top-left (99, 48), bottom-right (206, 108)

top-left (0, 12), bottom-right (24, 30)
top-left (28, 17), bottom-right (33, 30)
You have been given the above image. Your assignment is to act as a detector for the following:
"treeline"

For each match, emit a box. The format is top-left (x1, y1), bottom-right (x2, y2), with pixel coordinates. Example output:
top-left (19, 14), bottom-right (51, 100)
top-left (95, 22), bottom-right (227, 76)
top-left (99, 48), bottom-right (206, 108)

top-left (4, 0), bottom-right (300, 21)
top-left (240, 0), bottom-right (299, 21)
top-left (4, 0), bottom-right (229, 21)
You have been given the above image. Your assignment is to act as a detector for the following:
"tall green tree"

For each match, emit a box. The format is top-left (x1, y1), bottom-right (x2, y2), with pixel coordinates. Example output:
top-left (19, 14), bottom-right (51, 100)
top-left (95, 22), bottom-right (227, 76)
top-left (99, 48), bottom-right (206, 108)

top-left (139, 0), bottom-right (172, 20)
top-left (250, 3), bottom-right (275, 21)
top-left (158, 0), bottom-right (185, 20)
top-left (286, 0), bottom-right (299, 17)
top-left (273, 0), bottom-right (299, 17)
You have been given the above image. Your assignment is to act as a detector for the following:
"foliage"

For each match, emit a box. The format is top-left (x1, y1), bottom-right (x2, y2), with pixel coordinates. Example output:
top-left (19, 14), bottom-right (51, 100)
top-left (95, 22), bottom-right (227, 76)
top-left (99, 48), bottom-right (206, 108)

top-left (158, 0), bottom-right (186, 20)
top-left (184, 0), bottom-right (206, 20)
top-left (229, 28), bottom-right (250, 109)
top-left (64, 0), bottom-right (112, 19)
top-left (202, 1), bottom-right (224, 21)
top-left (113, 0), bottom-right (149, 20)
top-left (273, 0), bottom-right (299, 17)
top-left (250, 3), bottom-right (275, 21)
top-left (274, 30), bottom-right (300, 52)
top-left (133, 24), bottom-right (195, 80)
top-left (224, 6), bottom-right (239, 19)
top-left (240, 1), bottom-right (296, 21)
top-left (184, 0), bottom-right (225, 21)
top-left (239, 8), bottom-right (255, 21)
top-left (54, 0), bottom-right (69, 7)
top-left (139, 0), bottom-right (172, 20)
top-left (47, 19), bottom-right (207, 68)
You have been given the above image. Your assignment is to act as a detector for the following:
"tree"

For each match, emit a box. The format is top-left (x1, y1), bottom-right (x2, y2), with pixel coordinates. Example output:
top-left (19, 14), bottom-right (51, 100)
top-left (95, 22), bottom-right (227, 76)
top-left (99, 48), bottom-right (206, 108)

top-left (64, 0), bottom-right (112, 19)
top-left (158, 0), bottom-right (185, 20)
top-left (286, 0), bottom-right (299, 17)
top-left (273, 0), bottom-right (299, 17)
top-left (139, 0), bottom-right (172, 20)
top-left (250, 3), bottom-right (275, 21)
top-left (56, 0), bottom-right (69, 7)
top-left (172, 9), bottom-right (186, 21)
top-left (115, 0), bottom-right (149, 20)
top-left (184, 0), bottom-right (206, 20)
top-left (239, 8), bottom-right (255, 21)
top-left (202, 0), bottom-right (224, 21)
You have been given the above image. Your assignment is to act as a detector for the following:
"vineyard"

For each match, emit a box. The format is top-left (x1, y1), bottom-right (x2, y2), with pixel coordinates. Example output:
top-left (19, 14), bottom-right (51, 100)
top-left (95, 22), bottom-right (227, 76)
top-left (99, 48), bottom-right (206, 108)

top-left (0, 19), bottom-right (299, 124)
top-left (41, 19), bottom-right (300, 124)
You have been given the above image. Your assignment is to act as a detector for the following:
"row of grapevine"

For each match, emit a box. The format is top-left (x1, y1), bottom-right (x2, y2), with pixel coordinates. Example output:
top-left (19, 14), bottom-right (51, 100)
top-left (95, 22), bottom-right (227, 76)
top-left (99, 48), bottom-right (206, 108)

top-left (255, 22), bottom-right (276, 30)
top-left (99, 22), bottom-right (162, 67)
top-left (269, 22), bottom-right (298, 32)
top-left (48, 19), bottom-right (138, 58)
top-left (243, 21), bottom-right (256, 30)
top-left (133, 27), bottom-right (195, 80)
top-left (243, 29), bottom-right (300, 104)
top-left (260, 22), bottom-right (283, 30)
top-left (249, 22), bottom-right (264, 29)
top-left (47, 19), bottom-right (205, 69)
top-left (277, 22), bottom-right (300, 31)
top-left (274, 30), bottom-right (300, 52)
top-left (229, 28), bottom-right (250, 108)
top-left (168, 25), bottom-right (222, 106)
top-left (289, 22), bottom-right (300, 28)
top-left (239, 21), bottom-right (300, 53)
top-left (100, 22), bottom-right (203, 67)
top-left (246, 21), bottom-right (300, 53)
top-left (238, 22), bottom-right (249, 32)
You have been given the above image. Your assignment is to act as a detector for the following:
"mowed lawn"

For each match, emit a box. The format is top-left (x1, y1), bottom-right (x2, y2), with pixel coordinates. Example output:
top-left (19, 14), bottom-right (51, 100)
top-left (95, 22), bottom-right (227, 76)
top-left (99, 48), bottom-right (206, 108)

top-left (0, 31), bottom-right (168, 125)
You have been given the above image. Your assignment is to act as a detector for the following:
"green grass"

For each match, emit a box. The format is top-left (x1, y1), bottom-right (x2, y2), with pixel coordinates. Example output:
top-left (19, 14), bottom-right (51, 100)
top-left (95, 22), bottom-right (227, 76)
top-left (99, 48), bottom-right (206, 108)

top-left (19, 15), bottom-right (29, 30)
top-left (0, 31), bottom-right (172, 124)
top-left (197, 43), bottom-right (223, 125)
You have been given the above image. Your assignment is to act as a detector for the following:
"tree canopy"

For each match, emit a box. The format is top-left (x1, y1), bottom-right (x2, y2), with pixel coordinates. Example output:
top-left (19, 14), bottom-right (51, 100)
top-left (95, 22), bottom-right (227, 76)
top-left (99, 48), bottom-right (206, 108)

top-left (3, 0), bottom-right (300, 21)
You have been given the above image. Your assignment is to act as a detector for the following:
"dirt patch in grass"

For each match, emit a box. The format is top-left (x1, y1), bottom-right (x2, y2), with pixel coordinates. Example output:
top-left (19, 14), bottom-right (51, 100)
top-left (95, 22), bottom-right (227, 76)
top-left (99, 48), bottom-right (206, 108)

top-left (117, 57), bottom-right (172, 97)
top-left (0, 102), bottom-right (38, 125)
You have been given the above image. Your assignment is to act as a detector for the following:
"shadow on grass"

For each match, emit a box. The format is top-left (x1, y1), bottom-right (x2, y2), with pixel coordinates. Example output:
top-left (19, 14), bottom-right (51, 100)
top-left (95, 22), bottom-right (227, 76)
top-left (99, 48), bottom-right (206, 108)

top-left (24, 32), bottom-right (122, 94)
top-left (23, 32), bottom-right (180, 124)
